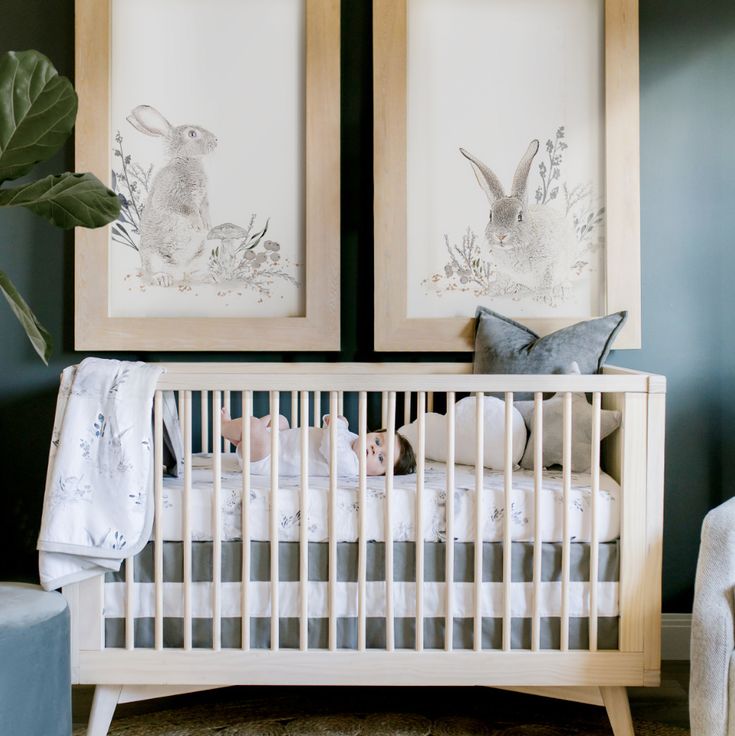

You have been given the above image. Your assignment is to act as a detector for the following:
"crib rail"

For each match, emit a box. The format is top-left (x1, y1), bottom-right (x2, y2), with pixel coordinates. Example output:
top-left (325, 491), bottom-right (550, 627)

top-left (65, 364), bottom-right (666, 690)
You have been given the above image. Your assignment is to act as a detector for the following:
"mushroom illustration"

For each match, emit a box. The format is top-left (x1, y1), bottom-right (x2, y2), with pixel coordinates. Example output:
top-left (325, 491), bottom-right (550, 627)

top-left (207, 222), bottom-right (248, 275)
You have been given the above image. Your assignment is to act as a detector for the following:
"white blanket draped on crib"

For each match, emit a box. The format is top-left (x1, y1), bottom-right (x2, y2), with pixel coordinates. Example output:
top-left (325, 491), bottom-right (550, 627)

top-left (37, 358), bottom-right (163, 590)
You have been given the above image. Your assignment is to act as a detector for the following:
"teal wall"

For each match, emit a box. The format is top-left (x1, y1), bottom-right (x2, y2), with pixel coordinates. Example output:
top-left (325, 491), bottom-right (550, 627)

top-left (1, 0), bottom-right (733, 611)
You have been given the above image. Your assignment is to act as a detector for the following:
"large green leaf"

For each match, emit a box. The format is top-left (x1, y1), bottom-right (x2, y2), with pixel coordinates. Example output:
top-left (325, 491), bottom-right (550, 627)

top-left (0, 172), bottom-right (121, 228)
top-left (0, 50), bottom-right (77, 183)
top-left (0, 270), bottom-right (52, 364)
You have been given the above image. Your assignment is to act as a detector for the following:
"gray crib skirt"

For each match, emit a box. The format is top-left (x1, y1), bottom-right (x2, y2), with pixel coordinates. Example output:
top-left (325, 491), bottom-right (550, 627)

top-left (105, 540), bottom-right (619, 651)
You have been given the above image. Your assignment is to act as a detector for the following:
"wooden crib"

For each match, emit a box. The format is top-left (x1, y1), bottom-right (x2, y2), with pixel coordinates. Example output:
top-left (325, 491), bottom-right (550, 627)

top-left (63, 362), bottom-right (666, 736)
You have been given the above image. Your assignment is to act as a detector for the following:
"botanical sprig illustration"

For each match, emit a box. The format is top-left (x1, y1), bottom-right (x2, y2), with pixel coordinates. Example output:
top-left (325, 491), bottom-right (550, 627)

top-left (439, 229), bottom-right (493, 292)
top-left (535, 126), bottom-right (567, 205)
top-left (111, 132), bottom-right (152, 251)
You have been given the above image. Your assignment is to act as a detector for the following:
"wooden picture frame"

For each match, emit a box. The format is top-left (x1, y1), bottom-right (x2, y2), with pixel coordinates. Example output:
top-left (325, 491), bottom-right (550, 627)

top-left (75, 0), bottom-right (340, 351)
top-left (374, 0), bottom-right (641, 351)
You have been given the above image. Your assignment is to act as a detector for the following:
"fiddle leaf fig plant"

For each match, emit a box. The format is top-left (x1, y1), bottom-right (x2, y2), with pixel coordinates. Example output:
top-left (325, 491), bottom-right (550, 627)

top-left (0, 49), bottom-right (121, 363)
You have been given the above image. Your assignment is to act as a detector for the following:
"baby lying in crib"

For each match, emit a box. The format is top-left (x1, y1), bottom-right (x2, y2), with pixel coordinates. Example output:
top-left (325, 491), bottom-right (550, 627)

top-left (221, 410), bottom-right (416, 477)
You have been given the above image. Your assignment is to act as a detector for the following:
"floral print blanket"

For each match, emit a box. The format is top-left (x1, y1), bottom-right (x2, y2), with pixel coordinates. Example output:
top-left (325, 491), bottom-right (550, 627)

top-left (38, 358), bottom-right (163, 590)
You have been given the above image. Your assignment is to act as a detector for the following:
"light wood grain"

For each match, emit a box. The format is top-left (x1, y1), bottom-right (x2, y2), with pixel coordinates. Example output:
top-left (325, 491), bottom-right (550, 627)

top-left (643, 392), bottom-right (666, 685)
top-left (618, 393), bottom-right (648, 653)
top-left (241, 391), bottom-right (252, 651)
top-left (183, 392), bottom-right (193, 651)
top-left (212, 392), bottom-right (222, 651)
top-left (77, 650), bottom-right (647, 687)
top-left (74, 0), bottom-right (340, 351)
top-left (270, 392), bottom-right (280, 651)
top-left (605, 0), bottom-right (641, 349)
top-left (65, 364), bottom-right (664, 736)
top-left (300, 391), bottom-right (310, 651)
top-left (445, 393), bottom-right (455, 652)
top-left (601, 686), bottom-right (635, 736)
top-left (373, 0), bottom-right (641, 351)
top-left (415, 391), bottom-right (426, 652)
top-left (531, 392), bottom-right (543, 652)
top-left (86, 685), bottom-right (121, 736)
top-left (503, 393), bottom-right (513, 652)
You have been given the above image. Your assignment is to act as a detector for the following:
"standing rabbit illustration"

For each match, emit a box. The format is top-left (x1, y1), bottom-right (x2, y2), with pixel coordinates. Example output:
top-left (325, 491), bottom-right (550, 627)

top-left (127, 105), bottom-right (218, 286)
top-left (460, 140), bottom-right (577, 303)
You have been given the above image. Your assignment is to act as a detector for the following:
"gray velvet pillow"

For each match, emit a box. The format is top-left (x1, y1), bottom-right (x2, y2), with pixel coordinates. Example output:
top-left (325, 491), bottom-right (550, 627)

top-left (515, 392), bottom-right (621, 473)
top-left (473, 307), bottom-right (627, 400)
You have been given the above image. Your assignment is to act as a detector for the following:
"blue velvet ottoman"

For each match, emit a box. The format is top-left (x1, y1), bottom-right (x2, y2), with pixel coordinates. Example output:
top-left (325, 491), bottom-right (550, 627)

top-left (0, 583), bottom-right (71, 736)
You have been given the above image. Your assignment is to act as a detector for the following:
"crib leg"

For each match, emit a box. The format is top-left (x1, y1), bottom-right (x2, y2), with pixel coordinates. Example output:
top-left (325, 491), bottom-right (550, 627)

top-left (600, 686), bottom-right (635, 736)
top-left (86, 685), bottom-right (122, 736)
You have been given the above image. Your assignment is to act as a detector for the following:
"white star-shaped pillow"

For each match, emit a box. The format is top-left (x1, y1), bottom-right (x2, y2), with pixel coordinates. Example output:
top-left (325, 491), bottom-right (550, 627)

top-left (514, 364), bottom-right (621, 472)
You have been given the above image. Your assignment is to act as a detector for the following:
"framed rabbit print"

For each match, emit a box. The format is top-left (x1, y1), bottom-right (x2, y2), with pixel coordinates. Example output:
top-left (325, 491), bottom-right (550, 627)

top-left (75, 0), bottom-right (340, 350)
top-left (374, 0), bottom-right (641, 351)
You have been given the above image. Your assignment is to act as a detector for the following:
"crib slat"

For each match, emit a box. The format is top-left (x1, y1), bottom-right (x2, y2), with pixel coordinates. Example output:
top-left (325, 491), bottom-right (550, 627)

top-left (314, 391), bottom-right (321, 428)
top-left (292, 390), bottom-right (299, 429)
top-left (183, 390), bottom-right (193, 651)
top-left (404, 391), bottom-right (411, 426)
top-left (241, 391), bottom-right (252, 651)
top-left (270, 391), bottom-right (280, 651)
top-left (223, 390), bottom-right (231, 453)
top-left (358, 391), bottom-right (368, 651)
top-left (531, 392), bottom-right (543, 652)
top-left (329, 391), bottom-right (338, 651)
top-left (427, 392), bottom-right (434, 413)
top-left (154, 391), bottom-right (164, 651)
top-left (503, 392), bottom-right (513, 651)
top-left (212, 391), bottom-right (222, 651)
top-left (338, 390), bottom-right (344, 417)
top-left (300, 391), bottom-right (310, 651)
top-left (589, 392), bottom-right (602, 652)
top-left (201, 390), bottom-right (209, 453)
top-left (125, 556), bottom-right (135, 650)
top-left (445, 392), bottom-right (455, 652)
top-left (381, 392), bottom-right (388, 428)
top-left (474, 392), bottom-right (484, 651)
top-left (416, 391), bottom-right (426, 652)
top-left (385, 391), bottom-right (397, 651)
top-left (561, 391), bottom-right (572, 652)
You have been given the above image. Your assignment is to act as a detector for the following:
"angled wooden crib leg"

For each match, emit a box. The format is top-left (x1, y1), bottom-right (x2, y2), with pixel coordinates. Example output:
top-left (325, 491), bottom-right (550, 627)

top-left (600, 686), bottom-right (635, 736)
top-left (86, 685), bottom-right (122, 736)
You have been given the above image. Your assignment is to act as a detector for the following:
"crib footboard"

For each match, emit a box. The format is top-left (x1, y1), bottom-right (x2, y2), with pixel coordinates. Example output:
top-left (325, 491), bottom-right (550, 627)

top-left (64, 363), bottom-right (666, 696)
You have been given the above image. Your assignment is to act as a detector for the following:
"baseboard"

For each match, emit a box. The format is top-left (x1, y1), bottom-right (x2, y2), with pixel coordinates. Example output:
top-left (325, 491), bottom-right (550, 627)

top-left (661, 613), bottom-right (691, 660)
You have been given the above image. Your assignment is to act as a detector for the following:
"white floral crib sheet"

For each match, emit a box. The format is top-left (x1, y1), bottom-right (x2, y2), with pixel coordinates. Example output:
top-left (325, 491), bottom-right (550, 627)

top-left (157, 454), bottom-right (620, 544)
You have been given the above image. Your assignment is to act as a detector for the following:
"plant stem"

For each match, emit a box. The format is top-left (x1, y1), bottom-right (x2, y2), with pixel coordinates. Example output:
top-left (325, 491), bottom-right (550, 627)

top-left (116, 137), bottom-right (142, 224)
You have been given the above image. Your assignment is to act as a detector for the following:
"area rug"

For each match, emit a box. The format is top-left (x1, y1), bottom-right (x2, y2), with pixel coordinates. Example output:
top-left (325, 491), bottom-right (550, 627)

top-left (72, 693), bottom-right (690, 736)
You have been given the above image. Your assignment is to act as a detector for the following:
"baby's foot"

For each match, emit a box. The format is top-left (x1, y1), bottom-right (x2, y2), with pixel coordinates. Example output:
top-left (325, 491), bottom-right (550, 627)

top-left (220, 408), bottom-right (242, 446)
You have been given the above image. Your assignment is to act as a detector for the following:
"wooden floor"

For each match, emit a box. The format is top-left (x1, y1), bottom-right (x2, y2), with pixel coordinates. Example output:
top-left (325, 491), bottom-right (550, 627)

top-left (72, 661), bottom-right (690, 732)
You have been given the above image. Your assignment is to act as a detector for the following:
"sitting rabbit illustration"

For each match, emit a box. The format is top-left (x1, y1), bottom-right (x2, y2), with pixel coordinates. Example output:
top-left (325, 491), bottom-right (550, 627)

top-left (460, 140), bottom-right (577, 303)
top-left (127, 105), bottom-right (218, 286)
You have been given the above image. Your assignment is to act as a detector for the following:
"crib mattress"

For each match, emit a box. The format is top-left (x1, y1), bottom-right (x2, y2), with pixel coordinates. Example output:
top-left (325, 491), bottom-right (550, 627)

top-left (157, 454), bottom-right (620, 544)
top-left (105, 539), bottom-right (619, 650)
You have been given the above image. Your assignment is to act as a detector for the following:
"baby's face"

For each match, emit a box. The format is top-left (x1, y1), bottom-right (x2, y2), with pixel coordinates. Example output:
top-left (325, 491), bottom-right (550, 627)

top-left (352, 431), bottom-right (400, 476)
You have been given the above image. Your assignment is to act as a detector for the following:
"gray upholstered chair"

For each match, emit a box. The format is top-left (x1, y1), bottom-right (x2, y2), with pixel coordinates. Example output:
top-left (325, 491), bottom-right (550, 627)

top-left (690, 497), bottom-right (735, 735)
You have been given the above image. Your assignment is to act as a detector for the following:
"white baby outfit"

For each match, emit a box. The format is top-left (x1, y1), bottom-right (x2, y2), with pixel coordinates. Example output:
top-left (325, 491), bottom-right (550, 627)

top-left (237, 417), bottom-right (359, 477)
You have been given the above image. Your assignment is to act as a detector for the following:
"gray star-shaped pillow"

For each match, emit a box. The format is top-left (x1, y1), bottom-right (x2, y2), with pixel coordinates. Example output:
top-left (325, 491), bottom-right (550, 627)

top-left (515, 375), bottom-right (621, 473)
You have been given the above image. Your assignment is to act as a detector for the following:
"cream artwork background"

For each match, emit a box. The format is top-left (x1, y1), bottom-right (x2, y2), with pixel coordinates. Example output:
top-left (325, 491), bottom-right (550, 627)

top-left (406, 0), bottom-right (607, 320)
top-left (108, 0), bottom-right (305, 319)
